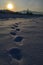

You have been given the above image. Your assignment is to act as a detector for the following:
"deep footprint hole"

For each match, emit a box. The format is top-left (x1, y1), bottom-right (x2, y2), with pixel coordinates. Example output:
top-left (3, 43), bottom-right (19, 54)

top-left (8, 48), bottom-right (22, 60)
top-left (11, 26), bottom-right (15, 29)
top-left (16, 29), bottom-right (20, 31)
top-left (13, 24), bottom-right (18, 27)
top-left (14, 36), bottom-right (23, 42)
top-left (10, 32), bottom-right (16, 35)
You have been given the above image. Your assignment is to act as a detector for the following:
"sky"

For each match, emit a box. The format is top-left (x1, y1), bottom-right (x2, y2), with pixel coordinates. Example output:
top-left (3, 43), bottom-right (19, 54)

top-left (0, 0), bottom-right (43, 12)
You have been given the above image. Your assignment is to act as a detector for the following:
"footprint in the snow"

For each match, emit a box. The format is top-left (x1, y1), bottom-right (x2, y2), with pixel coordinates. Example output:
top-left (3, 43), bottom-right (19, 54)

top-left (8, 48), bottom-right (22, 60)
top-left (11, 26), bottom-right (15, 29)
top-left (15, 23), bottom-right (19, 25)
top-left (14, 36), bottom-right (23, 42)
top-left (13, 23), bottom-right (19, 27)
top-left (14, 25), bottom-right (18, 27)
top-left (16, 29), bottom-right (20, 31)
top-left (10, 31), bottom-right (16, 35)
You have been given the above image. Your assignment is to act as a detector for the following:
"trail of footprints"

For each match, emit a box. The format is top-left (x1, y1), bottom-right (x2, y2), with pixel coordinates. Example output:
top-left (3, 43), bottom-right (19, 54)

top-left (0, 22), bottom-right (24, 65)
top-left (6, 22), bottom-right (24, 64)
top-left (10, 22), bottom-right (24, 42)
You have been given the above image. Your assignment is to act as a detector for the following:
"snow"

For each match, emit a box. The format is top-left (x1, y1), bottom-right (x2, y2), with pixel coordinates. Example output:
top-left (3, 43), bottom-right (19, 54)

top-left (0, 17), bottom-right (43, 65)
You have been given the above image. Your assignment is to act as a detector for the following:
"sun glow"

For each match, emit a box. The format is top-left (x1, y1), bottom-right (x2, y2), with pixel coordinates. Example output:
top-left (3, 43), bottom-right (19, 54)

top-left (7, 3), bottom-right (14, 10)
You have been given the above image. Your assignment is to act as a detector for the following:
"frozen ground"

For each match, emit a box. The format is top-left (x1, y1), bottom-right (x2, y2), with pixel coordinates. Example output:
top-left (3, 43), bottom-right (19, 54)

top-left (0, 17), bottom-right (43, 65)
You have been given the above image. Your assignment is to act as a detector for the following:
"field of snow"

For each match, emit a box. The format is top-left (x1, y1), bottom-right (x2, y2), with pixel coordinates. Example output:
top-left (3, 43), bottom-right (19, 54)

top-left (0, 17), bottom-right (43, 65)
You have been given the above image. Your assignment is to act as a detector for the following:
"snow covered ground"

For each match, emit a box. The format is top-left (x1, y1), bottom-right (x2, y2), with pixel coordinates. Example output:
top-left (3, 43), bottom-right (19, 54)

top-left (0, 17), bottom-right (43, 65)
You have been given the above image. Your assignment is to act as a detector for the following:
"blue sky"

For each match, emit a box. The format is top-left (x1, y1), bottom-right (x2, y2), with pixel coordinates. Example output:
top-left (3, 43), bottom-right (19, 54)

top-left (0, 0), bottom-right (43, 12)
